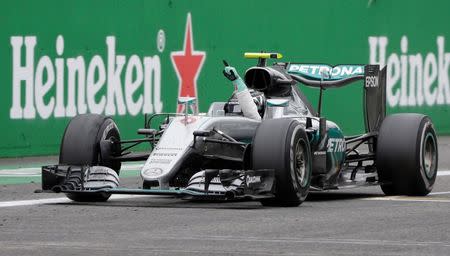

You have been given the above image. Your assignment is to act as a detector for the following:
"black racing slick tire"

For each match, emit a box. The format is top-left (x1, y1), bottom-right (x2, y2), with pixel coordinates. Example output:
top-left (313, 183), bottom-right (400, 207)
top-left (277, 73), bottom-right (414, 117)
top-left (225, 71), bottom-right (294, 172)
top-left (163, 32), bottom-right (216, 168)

top-left (59, 114), bottom-right (121, 202)
top-left (252, 118), bottom-right (312, 207)
top-left (376, 114), bottom-right (438, 196)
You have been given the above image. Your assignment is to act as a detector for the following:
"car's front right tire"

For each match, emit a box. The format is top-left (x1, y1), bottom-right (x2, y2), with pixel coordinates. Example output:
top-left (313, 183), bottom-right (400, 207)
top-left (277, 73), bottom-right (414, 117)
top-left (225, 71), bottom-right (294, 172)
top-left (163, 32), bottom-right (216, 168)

top-left (252, 118), bottom-right (312, 207)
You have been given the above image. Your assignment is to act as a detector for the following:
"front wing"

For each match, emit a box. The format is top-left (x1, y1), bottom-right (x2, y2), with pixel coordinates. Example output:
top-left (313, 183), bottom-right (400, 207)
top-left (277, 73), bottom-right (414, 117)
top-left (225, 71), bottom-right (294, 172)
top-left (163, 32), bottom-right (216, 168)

top-left (39, 165), bottom-right (276, 201)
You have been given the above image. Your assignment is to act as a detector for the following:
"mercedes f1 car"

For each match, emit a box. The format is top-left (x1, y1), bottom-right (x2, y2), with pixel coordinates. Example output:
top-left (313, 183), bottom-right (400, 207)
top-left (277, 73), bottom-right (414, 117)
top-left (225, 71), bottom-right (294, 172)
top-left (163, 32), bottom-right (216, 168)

top-left (40, 52), bottom-right (438, 207)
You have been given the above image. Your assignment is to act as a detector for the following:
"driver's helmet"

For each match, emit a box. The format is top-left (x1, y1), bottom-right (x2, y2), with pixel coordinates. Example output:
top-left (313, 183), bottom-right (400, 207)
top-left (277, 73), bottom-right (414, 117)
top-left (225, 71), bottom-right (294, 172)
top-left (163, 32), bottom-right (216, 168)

top-left (249, 89), bottom-right (266, 117)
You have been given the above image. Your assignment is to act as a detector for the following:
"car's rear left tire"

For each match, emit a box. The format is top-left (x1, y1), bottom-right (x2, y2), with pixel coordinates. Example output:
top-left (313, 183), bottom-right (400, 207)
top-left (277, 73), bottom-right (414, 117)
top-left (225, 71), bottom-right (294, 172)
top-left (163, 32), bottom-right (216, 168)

top-left (376, 113), bottom-right (438, 196)
top-left (252, 118), bottom-right (312, 207)
top-left (59, 114), bottom-right (121, 202)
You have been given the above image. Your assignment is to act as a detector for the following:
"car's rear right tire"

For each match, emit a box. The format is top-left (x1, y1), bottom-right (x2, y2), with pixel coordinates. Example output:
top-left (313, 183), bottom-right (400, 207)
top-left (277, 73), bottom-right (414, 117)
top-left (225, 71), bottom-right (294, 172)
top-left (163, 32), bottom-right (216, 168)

top-left (252, 118), bottom-right (312, 207)
top-left (376, 114), bottom-right (438, 196)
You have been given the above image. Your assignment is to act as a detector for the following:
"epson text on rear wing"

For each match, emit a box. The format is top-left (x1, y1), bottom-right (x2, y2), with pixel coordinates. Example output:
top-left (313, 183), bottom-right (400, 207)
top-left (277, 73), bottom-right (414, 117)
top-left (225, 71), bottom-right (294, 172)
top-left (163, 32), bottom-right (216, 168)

top-left (287, 63), bottom-right (387, 133)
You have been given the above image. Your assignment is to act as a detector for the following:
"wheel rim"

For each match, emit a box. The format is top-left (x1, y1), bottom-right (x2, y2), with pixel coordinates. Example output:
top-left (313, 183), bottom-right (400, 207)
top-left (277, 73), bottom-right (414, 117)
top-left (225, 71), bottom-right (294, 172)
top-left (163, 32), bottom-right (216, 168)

top-left (294, 140), bottom-right (308, 187)
top-left (423, 133), bottom-right (437, 179)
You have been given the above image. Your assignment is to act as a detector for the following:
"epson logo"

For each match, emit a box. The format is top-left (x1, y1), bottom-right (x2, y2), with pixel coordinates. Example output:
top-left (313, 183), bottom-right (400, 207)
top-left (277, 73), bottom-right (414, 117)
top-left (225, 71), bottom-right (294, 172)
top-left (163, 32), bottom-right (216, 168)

top-left (365, 75), bottom-right (379, 88)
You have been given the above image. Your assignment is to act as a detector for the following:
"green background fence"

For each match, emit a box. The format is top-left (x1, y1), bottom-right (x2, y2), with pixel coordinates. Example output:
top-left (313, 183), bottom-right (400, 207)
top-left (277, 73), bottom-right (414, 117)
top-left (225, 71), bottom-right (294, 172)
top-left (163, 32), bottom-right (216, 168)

top-left (1, 0), bottom-right (449, 157)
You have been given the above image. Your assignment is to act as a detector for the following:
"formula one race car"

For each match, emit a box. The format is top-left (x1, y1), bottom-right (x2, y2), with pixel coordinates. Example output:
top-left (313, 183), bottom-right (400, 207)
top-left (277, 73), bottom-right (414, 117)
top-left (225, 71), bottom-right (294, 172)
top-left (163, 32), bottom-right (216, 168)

top-left (40, 52), bottom-right (438, 207)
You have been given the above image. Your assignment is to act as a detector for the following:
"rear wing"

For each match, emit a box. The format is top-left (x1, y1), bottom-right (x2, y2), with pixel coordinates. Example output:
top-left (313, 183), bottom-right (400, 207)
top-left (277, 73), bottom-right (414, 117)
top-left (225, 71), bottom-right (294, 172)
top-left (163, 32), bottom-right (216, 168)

top-left (287, 63), bottom-right (387, 133)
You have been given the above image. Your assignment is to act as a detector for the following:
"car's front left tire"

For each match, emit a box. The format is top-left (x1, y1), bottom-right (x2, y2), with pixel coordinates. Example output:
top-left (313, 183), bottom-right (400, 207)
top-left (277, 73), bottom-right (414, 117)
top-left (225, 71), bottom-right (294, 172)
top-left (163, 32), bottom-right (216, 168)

top-left (59, 114), bottom-right (121, 202)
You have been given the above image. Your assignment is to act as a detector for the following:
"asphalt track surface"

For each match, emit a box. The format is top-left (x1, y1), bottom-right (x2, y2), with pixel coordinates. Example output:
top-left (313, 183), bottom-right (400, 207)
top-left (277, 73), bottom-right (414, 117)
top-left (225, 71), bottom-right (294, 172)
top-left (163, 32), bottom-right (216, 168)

top-left (1, 138), bottom-right (450, 255)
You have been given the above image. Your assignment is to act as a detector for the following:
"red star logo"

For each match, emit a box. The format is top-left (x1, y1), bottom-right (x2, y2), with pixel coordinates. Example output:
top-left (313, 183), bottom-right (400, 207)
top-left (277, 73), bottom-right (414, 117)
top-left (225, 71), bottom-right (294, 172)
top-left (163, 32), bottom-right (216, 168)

top-left (171, 13), bottom-right (206, 113)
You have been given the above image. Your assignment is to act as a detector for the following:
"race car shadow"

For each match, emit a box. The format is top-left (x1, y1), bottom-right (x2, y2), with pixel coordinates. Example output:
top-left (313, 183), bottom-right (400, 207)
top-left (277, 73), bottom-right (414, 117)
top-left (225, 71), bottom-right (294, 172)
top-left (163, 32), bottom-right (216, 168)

top-left (306, 191), bottom-right (382, 202)
top-left (53, 191), bottom-right (383, 209)
top-left (56, 196), bottom-right (265, 210)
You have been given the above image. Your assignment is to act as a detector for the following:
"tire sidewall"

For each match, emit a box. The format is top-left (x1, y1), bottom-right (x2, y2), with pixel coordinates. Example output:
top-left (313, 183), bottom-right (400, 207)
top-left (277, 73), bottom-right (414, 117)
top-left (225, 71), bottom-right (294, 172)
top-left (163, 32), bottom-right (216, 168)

top-left (287, 125), bottom-right (311, 202)
top-left (376, 114), bottom-right (438, 195)
top-left (416, 118), bottom-right (438, 193)
top-left (97, 118), bottom-right (121, 171)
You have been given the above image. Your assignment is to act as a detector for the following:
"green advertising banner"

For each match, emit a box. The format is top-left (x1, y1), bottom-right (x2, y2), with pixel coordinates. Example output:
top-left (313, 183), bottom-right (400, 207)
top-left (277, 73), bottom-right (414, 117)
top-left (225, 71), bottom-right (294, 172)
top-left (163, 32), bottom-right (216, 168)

top-left (1, 0), bottom-right (449, 157)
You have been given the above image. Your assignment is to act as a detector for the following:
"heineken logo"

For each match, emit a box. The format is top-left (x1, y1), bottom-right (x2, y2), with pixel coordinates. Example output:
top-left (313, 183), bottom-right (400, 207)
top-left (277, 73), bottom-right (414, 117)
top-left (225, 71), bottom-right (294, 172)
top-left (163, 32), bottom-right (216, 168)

top-left (369, 35), bottom-right (450, 107)
top-left (9, 13), bottom-right (206, 120)
top-left (10, 35), bottom-right (163, 119)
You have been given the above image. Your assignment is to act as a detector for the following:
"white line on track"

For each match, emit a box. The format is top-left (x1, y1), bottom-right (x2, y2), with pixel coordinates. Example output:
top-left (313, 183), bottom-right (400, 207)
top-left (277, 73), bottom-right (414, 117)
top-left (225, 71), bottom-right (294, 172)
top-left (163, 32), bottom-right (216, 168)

top-left (0, 197), bottom-right (70, 207)
top-left (429, 191), bottom-right (450, 195)
top-left (437, 170), bottom-right (450, 176)
top-left (0, 194), bottom-right (150, 208)
top-left (363, 196), bottom-right (450, 203)
top-left (0, 167), bottom-right (41, 176)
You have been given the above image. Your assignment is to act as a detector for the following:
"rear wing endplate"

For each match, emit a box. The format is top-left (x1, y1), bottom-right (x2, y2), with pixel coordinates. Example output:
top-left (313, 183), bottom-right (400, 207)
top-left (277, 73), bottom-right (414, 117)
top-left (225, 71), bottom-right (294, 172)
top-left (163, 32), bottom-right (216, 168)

top-left (364, 65), bottom-right (386, 133)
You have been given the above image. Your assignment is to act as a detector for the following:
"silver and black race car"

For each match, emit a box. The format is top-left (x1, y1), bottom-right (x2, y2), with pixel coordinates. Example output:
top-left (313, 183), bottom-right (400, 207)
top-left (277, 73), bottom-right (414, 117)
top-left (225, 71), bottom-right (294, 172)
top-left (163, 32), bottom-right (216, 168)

top-left (40, 53), bottom-right (438, 207)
